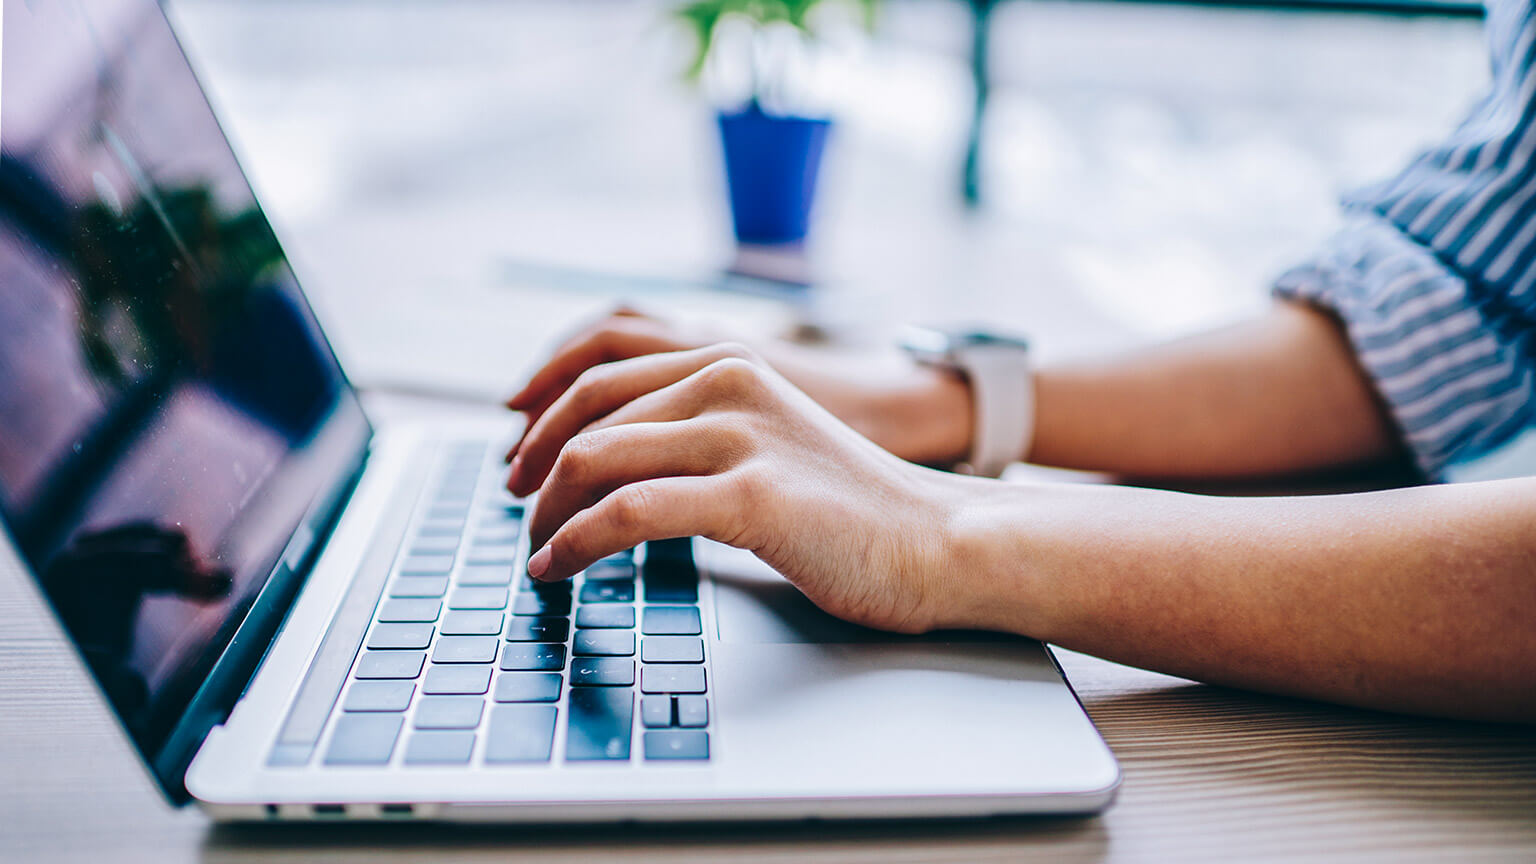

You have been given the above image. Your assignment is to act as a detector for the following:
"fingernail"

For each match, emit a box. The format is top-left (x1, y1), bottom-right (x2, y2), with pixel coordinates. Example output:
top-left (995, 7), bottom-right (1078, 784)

top-left (527, 545), bottom-right (551, 578)
top-left (507, 454), bottom-right (524, 487)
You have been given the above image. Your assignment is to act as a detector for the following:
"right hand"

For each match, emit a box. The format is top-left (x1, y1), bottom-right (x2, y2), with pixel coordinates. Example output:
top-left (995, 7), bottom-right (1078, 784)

top-left (511, 343), bottom-right (977, 634)
top-left (505, 308), bottom-right (975, 467)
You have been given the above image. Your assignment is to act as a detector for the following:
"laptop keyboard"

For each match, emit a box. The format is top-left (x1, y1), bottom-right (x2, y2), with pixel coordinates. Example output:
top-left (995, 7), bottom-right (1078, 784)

top-left (312, 441), bottom-right (711, 768)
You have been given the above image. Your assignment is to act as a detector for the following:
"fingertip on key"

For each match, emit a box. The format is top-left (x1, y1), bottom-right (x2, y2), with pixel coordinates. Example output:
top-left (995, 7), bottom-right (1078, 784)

top-left (527, 545), bottom-right (551, 579)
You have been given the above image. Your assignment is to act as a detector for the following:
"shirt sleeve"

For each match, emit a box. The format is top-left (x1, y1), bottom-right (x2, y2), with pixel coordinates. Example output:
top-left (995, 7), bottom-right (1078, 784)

top-left (1273, 214), bottom-right (1536, 479)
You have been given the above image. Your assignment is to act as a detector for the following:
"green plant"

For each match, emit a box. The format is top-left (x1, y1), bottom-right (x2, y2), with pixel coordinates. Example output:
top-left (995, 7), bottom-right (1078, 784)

top-left (676, 0), bottom-right (877, 109)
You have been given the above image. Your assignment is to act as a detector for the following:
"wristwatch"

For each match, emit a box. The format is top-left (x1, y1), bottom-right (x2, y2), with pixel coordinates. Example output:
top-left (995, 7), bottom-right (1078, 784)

top-left (898, 326), bottom-right (1035, 477)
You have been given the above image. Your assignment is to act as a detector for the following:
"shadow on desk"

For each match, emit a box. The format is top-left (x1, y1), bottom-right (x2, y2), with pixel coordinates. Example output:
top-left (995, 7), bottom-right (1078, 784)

top-left (204, 812), bottom-right (1110, 862)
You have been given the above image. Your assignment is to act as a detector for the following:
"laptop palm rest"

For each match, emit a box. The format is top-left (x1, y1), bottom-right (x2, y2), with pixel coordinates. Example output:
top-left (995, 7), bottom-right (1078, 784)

top-left (708, 550), bottom-right (1012, 646)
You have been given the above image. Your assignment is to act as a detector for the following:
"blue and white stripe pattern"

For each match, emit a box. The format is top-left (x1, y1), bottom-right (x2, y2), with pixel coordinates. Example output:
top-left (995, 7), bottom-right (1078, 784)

top-left (1275, 0), bottom-right (1536, 477)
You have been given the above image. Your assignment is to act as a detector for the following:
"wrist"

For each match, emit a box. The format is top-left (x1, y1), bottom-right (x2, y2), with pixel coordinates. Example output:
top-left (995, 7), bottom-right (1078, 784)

top-left (918, 476), bottom-right (1068, 637)
top-left (874, 366), bottom-right (974, 466)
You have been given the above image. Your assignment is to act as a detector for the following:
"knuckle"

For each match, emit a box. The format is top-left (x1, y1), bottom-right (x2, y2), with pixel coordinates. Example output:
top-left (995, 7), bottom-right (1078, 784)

top-left (709, 416), bottom-right (756, 459)
top-left (711, 341), bottom-right (759, 363)
top-left (568, 365), bottom-right (609, 410)
top-left (553, 434), bottom-right (600, 483)
top-left (606, 485), bottom-right (655, 533)
top-left (698, 356), bottom-right (764, 397)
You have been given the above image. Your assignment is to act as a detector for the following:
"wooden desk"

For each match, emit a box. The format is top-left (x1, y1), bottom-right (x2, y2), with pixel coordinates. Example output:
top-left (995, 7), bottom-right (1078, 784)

top-left (3, 504), bottom-right (1533, 864)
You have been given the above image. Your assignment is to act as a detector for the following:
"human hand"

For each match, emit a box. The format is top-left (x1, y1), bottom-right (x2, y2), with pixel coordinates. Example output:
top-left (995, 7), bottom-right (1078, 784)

top-left (509, 343), bottom-right (966, 633)
top-left (505, 308), bottom-right (974, 468)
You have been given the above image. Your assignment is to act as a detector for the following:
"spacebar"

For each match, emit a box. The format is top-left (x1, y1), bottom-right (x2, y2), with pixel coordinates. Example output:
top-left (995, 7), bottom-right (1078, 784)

top-left (268, 448), bottom-right (433, 766)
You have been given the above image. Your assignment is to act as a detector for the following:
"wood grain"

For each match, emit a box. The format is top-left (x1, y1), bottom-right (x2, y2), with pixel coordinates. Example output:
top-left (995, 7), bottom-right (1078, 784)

top-left (3, 525), bottom-right (1533, 864)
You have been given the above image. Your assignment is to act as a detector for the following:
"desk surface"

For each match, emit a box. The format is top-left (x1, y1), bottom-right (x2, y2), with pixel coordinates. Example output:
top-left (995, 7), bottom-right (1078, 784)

top-left (5, 2), bottom-right (1535, 861)
top-left (3, 516), bottom-right (1533, 864)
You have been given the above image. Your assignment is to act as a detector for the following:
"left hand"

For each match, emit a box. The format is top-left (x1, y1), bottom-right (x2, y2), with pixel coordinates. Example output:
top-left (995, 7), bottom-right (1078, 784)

top-left (508, 342), bottom-right (967, 633)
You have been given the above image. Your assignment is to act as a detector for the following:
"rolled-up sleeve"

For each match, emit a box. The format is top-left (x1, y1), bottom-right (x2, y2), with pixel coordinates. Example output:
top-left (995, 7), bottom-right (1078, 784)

top-left (1274, 214), bottom-right (1536, 478)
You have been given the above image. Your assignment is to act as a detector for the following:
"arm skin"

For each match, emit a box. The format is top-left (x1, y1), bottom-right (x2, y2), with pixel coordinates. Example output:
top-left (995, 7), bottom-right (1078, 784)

top-left (1027, 300), bottom-right (1410, 479)
top-left (938, 475), bottom-right (1536, 722)
top-left (504, 305), bottom-right (1533, 721)
top-left (508, 300), bottom-right (1405, 481)
top-left (504, 343), bottom-right (1536, 723)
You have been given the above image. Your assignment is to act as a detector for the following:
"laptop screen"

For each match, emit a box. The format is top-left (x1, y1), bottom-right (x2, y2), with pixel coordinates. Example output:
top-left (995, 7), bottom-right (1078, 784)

top-left (0, 0), bottom-right (370, 786)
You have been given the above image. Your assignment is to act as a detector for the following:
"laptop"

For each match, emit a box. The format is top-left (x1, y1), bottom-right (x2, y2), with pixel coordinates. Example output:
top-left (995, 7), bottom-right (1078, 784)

top-left (0, 0), bottom-right (1119, 822)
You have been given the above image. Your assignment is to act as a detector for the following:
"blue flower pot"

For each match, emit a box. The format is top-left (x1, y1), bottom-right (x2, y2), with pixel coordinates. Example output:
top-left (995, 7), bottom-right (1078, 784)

top-left (717, 104), bottom-right (831, 246)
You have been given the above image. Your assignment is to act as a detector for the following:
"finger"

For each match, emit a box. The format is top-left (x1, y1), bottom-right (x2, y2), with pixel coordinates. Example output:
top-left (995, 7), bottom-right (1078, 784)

top-left (527, 474), bottom-right (744, 582)
top-left (503, 313), bottom-right (672, 414)
top-left (507, 344), bottom-right (755, 495)
top-left (526, 418), bottom-right (748, 551)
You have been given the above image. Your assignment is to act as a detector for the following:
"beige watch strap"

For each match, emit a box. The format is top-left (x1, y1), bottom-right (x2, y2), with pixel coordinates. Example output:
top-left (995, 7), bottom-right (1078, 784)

top-left (955, 344), bottom-right (1035, 478)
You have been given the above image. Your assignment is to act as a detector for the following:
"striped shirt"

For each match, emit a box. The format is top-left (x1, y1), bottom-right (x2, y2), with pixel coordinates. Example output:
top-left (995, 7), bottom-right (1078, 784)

top-left (1274, 0), bottom-right (1536, 477)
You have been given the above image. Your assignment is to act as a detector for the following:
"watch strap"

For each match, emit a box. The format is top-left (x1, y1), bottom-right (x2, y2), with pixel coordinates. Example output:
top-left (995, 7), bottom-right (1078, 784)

top-left (956, 345), bottom-right (1035, 478)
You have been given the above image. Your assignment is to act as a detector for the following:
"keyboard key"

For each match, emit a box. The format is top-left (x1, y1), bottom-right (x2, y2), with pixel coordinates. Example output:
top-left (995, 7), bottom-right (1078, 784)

top-left (676, 695), bottom-right (709, 728)
top-left (422, 664), bottom-right (492, 695)
top-left (324, 714), bottom-right (402, 765)
top-left (497, 496), bottom-right (527, 511)
top-left (641, 636), bottom-right (704, 664)
top-left (565, 687), bottom-right (633, 761)
top-left (584, 561), bottom-right (635, 581)
top-left (642, 541), bottom-right (698, 603)
top-left (643, 730), bottom-right (709, 761)
top-left (449, 587), bottom-right (509, 610)
top-left (400, 555), bottom-right (455, 575)
top-left (410, 535), bottom-right (460, 555)
top-left (466, 548), bottom-right (518, 566)
top-left (493, 673), bottom-right (562, 703)
top-left (513, 592), bottom-right (571, 616)
top-left (641, 665), bottom-right (705, 694)
top-left (570, 657), bottom-right (635, 687)
top-left (499, 643), bottom-right (567, 672)
top-left (575, 605), bottom-right (635, 629)
top-left (574, 630), bottom-right (635, 656)
top-left (417, 519), bottom-right (466, 538)
top-left (344, 681), bottom-right (415, 712)
top-left (404, 730), bottom-right (475, 765)
top-left (475, 526), bottom-right (521, 545)
top-left (644, 581), bottom-right (698, 605)
top-left (431, 636), bottom-right (499, 664)
top-left (479, 507), bottom-right (522, 528)
top-left (377, 598), bottom-right (442, 623)
top-left (413, 696), bottom-right (484, 729)
top-left (458, 565), bottom-right (513, 587)
top-left (641, 606), bottom-right (702, 636)
top-left (440, 610), bottom-right (503, 636)
top-left (505, 617), bottom-right (569, 643)
top-left (355, 650), bottom-right (426, 679)
top-left (390, 576), bottom-right (448, 598)
top-left (519, 576), bottom-right (573, 595)
top-left (367, 623), bottom-right (435, 650)
top-left (640, 695), bottom-right (673, 728)
top-left (579, 580), bottom-right (634, 604)
top-left (484, 705), bottom-right (557, 763)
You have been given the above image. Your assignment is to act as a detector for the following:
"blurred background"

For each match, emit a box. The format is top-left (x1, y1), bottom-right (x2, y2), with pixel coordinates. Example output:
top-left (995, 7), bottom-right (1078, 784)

top-left (165, 0), bottom-right (1486, 412)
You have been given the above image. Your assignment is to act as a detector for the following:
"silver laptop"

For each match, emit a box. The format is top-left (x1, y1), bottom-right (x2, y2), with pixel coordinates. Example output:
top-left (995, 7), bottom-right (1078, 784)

top-left (0, 0), bottom-right (1118, 822)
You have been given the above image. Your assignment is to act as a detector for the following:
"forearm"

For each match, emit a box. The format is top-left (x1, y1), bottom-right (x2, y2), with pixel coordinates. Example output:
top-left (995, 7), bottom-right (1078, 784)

top-left (1030, 300), bottom-right (1406, 479)
top-left (936, 475), bottom-right (1536, 721)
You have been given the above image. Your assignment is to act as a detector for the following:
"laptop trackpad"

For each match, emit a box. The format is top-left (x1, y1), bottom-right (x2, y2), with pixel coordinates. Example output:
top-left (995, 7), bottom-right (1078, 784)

top-left (704, 542), bottom-right (1001, 645)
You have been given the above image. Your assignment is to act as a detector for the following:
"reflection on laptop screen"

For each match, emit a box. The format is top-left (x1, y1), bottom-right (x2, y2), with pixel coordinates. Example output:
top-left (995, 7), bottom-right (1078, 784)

top-left (0, 0), bottom-right (370, 779)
